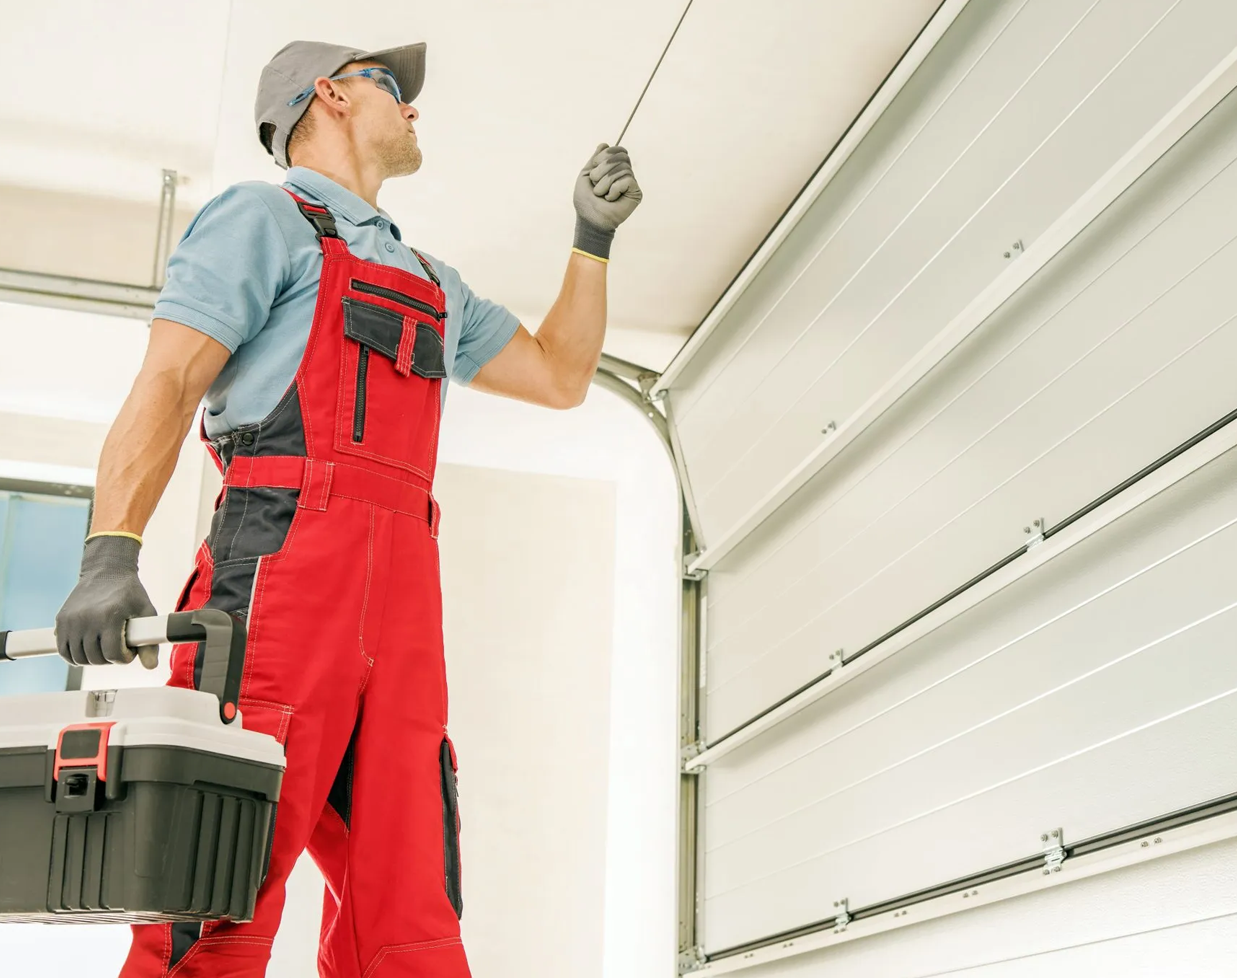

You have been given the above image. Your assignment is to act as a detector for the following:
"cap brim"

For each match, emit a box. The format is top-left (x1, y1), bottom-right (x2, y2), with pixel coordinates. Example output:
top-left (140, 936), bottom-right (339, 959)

top-left (359, 42), bottom-right (426, 104)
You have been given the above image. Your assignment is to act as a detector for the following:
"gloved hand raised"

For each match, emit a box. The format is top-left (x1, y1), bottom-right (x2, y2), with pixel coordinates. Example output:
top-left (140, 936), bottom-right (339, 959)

top-left (55, 534), bottom-right (159, 668)
top-left (573, 143), bottom-right (643, 262)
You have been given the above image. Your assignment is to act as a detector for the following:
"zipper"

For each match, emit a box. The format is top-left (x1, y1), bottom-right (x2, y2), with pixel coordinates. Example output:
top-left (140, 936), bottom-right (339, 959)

top-left (353, 347), bottom-right (369, 442)
top-left (351, 279), bottom-right (444, 320)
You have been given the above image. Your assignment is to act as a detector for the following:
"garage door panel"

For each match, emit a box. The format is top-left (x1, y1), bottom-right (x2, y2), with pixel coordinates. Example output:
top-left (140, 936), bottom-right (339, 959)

top-left (698, 442), bottom-right (1237, 949)
top-left (705, 225), bottom-right (1237, 681)
top-left (700, 82), bottom-right (1237, 736)
top-left (702, 690), bottom-right (1237, 950)
top-left (703, 441), bottom-right (1237, 803)
top-left (672, 0), bottom-right (1122, 435)
top-left (702, 115), bottom-right (1237, 651)
top-left (674, 0), bottom-right (1237, 542)
top-left (704, 306), bottom-right (1237, 734)
top-left (704, 519), bottom-right (1237, 852)
top-left (707, 599), bottom-right (1237, 901)
top-left (667, 0), bottom-right (1041, 423)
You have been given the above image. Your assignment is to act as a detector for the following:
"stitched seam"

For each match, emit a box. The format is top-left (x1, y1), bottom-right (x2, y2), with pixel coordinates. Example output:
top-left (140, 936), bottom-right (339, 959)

top-left (330, 491), bottom-right (431, 521)
top-left (241, 494), bottom-right (306, 697)
top-left (164, 936), bottom-right (274, 978)
top-left (239, 699), bottom-right (295, 743)
top-left (296, 252), bottom-right (342, 456)
top-left (362, 938), bottom-right (462, 978)
top-left (358, 504), bottom-right (376, 668)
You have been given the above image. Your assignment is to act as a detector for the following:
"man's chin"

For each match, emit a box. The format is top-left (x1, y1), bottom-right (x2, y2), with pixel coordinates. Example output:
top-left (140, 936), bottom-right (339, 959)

top-left (387, 146), bottom-right (423, 178)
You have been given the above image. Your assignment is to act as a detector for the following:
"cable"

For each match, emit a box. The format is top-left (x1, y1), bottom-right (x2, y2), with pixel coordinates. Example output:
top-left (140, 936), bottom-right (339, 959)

top-left (616, 0), bottom-right (696, 145)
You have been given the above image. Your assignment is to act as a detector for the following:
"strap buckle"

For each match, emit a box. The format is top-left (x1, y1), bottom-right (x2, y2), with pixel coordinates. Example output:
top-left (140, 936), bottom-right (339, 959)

top-left (291, 196), bottom-right (339, 241)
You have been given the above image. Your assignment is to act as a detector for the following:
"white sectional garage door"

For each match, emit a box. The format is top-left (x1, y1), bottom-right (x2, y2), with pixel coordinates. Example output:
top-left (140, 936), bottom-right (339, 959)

top-left (662, 0), bottom-right (1237, 967)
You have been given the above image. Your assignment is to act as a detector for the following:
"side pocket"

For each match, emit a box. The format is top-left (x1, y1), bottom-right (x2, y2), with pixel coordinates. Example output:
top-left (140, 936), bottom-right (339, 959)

top-left (439, 736), bottom-right (463, 919)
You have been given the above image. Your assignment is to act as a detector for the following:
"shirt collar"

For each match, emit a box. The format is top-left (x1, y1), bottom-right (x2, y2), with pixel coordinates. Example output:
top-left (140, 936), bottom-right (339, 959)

top-left (284, 167), bottom-right (401, 239)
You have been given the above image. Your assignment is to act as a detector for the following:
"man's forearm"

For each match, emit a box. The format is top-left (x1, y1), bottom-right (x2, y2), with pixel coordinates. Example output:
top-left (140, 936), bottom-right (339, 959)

top-left (532, 251), bottom-right (609, 406)
top-left (89, 368), bottom-right (201, 537)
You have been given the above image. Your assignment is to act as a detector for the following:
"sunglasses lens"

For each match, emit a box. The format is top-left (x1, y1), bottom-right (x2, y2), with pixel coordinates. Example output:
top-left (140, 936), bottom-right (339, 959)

top-left (373, 71), bottom-right (402, 103)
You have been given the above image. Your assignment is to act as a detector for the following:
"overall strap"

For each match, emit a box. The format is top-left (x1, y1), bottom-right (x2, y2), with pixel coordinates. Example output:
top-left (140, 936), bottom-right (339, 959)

top-left (284, 189), bottom-right (346, 255)
top-left (409, 248), bottom-right (441, 288)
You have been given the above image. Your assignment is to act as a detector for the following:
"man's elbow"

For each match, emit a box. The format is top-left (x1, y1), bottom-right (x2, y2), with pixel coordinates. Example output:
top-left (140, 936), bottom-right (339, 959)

top-left (546, 374), bottom-right (591, 410)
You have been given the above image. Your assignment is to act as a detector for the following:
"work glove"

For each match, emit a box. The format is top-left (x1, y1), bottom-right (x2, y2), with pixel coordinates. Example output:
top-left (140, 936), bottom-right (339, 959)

top-left (573, 143), bottom-right (643, 262)
top-left (55, 535), bottom-right (159, 669)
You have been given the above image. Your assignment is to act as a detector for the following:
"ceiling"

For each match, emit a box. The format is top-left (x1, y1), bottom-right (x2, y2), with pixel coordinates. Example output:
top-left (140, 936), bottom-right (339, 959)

top-left (3, 0), bottom-right (940, 369)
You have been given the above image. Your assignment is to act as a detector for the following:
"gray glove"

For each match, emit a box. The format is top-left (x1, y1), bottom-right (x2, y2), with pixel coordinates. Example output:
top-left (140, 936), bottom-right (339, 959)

top-left (573, 143), bottom-right (643, 261)
top-left (56, 535), bottom-right (159, 668)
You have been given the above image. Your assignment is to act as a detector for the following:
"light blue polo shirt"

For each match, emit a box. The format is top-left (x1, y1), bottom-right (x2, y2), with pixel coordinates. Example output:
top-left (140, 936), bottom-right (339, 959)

top-left (154, 167), bottom-right (521, 439)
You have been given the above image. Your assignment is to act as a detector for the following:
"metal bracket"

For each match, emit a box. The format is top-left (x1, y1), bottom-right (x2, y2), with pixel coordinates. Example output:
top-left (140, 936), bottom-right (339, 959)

top-left (832, 897), bottom-right (851, 933)
top-left (683, 554), bottom-right (708, 582)
top-left (678, 944), bottom-right (707, 974)
top-left (1023, 517), bottom-right (1045, 549)
top-left (152, 169), bottom-right (180, 289)
top-left (681, 741), bottom-right (706, 772)
top-left (1041, 828), bottom-right (1066, 875)
top-left (828, 649), bottom-right (846, 672)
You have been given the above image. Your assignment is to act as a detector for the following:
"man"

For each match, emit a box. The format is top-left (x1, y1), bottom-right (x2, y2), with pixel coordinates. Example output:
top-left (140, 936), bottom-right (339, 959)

top-left (53, 38), bottom-right (641, 978)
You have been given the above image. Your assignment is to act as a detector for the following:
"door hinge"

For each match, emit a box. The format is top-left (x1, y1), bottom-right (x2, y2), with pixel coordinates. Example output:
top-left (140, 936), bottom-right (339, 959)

top-left (1041, 828), bottom-right (1066, 874)
top-left (832, 897), bottom-right (851, 933)
top-left (1023, 517), bottom-right (1045, 550)
top-left (678, 944), bottom-right (706, 974)
top-left (683, 554), bottom-right (708, 582)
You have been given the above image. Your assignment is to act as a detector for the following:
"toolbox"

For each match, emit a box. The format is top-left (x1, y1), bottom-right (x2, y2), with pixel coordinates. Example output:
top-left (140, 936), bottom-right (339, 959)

top-left (0, 610), bottom-right (285, 924)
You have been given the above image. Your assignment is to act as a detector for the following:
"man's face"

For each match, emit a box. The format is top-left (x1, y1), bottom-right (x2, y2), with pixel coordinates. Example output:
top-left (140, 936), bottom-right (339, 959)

top-left (344, 62), bottom-right (422, 177)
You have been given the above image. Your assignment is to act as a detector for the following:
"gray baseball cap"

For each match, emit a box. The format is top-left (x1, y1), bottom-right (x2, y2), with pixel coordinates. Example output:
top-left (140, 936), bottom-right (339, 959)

top-left (255, 40), bottom-right (426, 168)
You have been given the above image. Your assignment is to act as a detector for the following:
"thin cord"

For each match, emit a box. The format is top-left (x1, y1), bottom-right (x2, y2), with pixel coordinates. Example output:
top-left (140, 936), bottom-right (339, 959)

top-left (616, 0), bottom-right (696, 145)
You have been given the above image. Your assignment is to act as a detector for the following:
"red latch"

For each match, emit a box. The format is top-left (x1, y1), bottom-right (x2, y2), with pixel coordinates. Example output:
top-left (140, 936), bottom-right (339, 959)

top-left (54, 722), bottom-right (116, 783)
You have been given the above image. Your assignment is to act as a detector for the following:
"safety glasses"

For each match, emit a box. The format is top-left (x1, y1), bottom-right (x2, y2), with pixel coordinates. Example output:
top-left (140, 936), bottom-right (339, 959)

top-left (288, 67), bottom-right (403, 107)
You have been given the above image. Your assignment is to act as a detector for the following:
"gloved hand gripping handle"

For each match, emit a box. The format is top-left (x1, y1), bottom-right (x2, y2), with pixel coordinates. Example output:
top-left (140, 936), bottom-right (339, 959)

top-left (1, 609), bottom-right (248, 725)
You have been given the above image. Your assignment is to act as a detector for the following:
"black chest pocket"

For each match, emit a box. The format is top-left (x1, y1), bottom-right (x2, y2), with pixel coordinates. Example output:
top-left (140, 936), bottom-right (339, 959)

top-left (336, 292), bottom-right (447, 476)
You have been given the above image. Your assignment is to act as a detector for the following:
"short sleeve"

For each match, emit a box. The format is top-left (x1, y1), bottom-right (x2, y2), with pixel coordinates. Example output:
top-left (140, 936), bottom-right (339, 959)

top-left (153, 184), bottom-right (292, 352)
top-left (431, 259), bottom-right (521, 383)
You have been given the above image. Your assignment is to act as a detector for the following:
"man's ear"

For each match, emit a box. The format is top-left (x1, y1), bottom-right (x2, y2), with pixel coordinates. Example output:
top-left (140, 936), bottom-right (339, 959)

top-left (312, 75), bottom-right (351, 117)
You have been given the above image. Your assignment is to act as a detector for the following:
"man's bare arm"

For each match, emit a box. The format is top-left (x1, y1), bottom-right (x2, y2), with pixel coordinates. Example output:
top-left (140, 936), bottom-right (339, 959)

top-left (469, 252), bottom-right (607, 409)
top-left (90, 319), bottom-right (232, 535)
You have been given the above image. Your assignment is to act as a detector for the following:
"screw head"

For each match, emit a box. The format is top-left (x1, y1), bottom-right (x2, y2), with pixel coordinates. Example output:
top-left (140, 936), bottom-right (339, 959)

top-left (1042, 869), bottom-right (1050, 875)
top-left (1025, 527), bottom-right (1032, 534)
top-left (1041, 834), bottom-right (1049, 842)
top-left (1142, 841), bottom-right (1149, 848)
top-left (1051, 830), bottom-right (1059, 837)
top-left (1004, 251), bottom-right (1012, 259)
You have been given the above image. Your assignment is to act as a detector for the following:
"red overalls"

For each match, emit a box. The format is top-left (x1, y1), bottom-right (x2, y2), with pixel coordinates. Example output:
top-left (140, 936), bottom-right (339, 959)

top-left (122, 194), bottom-right (469, 978)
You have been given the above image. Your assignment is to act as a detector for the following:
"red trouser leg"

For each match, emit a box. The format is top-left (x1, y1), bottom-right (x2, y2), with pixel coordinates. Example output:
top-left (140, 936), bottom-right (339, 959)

top-left (310, 505), bottom-right (469, 978)
top-left (120, 500), bottom-right (465, 977)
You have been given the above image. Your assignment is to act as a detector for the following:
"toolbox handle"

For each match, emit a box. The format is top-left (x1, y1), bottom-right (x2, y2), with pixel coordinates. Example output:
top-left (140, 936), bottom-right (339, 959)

top-left (0, 611), bottom-right (247, 725)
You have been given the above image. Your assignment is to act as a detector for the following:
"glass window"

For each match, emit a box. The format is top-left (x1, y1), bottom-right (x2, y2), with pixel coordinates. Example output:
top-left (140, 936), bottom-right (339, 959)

top-left (0, 484), bottom-right (92, 695)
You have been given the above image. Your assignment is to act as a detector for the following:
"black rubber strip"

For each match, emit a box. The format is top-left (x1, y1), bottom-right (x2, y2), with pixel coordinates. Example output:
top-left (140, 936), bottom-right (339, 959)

top-left (704, 405), bottom-right (1237, 751)
top-left (0, 631), bottom-right (10, 660)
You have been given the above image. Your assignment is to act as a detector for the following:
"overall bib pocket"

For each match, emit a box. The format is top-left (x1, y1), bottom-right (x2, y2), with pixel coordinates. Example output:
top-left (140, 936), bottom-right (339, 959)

top-left (337, 293), bottom-right (446, 474)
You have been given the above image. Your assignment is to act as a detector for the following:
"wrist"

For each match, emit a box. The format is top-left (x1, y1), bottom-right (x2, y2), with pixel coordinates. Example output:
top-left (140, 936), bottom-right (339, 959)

top-left (573, 217), bottom-right (614, 262)
top-left (81, 533), bottom-right (142, 572)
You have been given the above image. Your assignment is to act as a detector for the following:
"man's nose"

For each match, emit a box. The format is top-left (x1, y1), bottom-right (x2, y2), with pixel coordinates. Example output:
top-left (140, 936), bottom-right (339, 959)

top-left (402, 103), bottom-right (419, 123)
